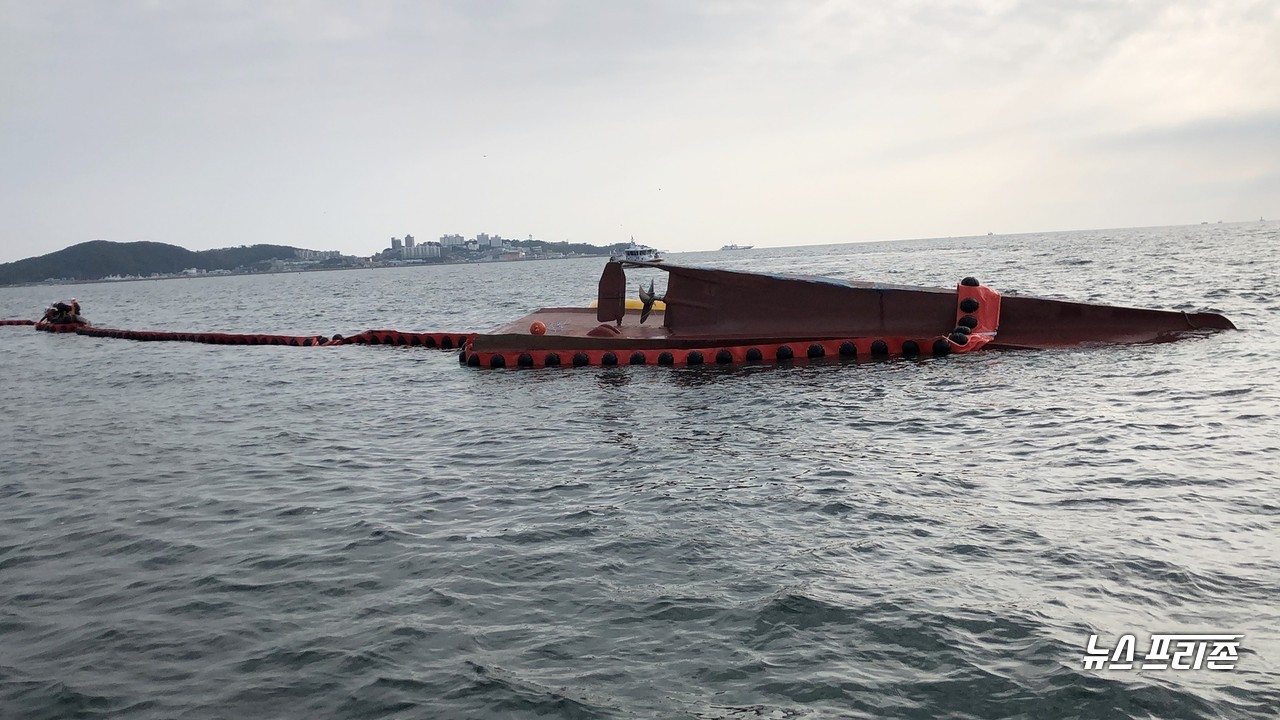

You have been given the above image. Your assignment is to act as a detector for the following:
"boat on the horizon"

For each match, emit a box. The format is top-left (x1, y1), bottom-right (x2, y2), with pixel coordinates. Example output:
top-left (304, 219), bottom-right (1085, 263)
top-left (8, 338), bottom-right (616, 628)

top-left (720, 243), bottom-right (753, 251)
top-left (611, 238), bottom-right (662, 263)
top-left (456, 260), bottom-right (1235, 369)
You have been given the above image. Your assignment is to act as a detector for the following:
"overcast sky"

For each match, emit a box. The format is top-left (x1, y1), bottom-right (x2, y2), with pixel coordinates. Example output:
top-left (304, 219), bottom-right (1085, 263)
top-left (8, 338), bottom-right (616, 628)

top-left (1, 0), bottom-right (1277, 262)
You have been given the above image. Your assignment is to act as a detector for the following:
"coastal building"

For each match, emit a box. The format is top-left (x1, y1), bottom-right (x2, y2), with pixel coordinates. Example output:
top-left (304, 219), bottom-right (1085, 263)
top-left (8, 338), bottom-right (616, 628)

top-left (377, 234), bottom-right (439, 261)
top-left (403, 242), bottom-right (441, 259)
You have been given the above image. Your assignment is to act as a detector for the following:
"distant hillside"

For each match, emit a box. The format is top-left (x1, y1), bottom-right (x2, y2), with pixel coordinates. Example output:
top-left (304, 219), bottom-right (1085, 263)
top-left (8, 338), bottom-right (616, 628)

top-left (0, 240), bottom-right (309, 285)
top-left (511, 239), bottom-right (628, 256)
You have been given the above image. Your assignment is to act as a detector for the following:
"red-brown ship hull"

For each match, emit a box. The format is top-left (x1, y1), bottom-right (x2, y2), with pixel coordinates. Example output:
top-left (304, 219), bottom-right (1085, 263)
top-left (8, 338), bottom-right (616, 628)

top-left (460, 261), bottom-right (1234, 368)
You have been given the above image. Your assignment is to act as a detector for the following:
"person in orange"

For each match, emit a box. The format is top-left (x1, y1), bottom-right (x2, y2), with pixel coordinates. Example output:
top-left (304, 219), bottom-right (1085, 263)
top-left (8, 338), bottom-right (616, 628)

top-left (70, 298), bottom-right (81, 318)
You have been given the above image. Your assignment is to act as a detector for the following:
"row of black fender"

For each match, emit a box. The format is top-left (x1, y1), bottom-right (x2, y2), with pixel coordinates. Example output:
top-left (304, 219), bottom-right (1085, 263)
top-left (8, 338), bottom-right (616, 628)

top-left (17, 325), bottom-right (476, 349)
top-left (77, 327), bottom-right (332, 346)
top-left (335, 330), bottom-right (474, 349)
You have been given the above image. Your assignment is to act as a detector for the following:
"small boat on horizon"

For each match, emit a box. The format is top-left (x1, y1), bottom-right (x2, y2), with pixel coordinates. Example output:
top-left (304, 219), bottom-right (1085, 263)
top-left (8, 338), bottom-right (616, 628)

top-left (720, 243), bottom-right (753, 251)
top-left (611, 237), bottom-right (663, 263)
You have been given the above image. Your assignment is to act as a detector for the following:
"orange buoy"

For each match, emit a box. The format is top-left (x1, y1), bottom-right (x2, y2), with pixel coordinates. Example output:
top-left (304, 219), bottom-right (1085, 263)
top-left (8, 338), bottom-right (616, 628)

top-left (530, 321), bottom-right (546, 335)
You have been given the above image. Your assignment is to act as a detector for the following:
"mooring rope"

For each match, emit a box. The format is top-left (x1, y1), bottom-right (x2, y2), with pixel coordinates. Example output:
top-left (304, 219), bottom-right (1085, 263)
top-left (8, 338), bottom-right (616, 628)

top-left (5, 321), bottom-right (474, 349)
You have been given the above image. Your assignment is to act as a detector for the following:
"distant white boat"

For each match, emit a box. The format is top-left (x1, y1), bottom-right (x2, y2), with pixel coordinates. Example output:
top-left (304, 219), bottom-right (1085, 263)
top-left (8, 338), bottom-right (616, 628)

top-left (612, 237), bottom-right (663, 263)
top-left (720, 243), bottom-right (753, 251)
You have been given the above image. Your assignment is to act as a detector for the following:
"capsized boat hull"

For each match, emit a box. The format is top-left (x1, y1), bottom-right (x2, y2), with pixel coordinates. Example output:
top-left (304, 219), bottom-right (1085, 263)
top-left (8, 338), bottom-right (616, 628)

top-left (460, 261), bottom-right (1233, 368)
top-left (992, 295), bottom-right (1231, 348)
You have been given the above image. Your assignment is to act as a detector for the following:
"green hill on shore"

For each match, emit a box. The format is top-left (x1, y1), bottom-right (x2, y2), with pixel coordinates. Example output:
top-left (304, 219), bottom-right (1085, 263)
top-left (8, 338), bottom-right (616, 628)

top-left (0, 240), bottom-right (310, 285)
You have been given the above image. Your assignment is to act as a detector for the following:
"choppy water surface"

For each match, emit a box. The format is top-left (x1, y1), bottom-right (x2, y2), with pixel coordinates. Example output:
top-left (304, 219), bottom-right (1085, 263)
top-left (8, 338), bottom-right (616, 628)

top-left (2, 223), bottom-right (1278, 719)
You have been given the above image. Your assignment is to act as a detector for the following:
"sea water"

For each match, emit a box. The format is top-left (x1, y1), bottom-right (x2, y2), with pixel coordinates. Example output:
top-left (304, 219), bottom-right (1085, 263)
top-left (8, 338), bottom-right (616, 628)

top-left (1, 223), bottom-right (1277, 719)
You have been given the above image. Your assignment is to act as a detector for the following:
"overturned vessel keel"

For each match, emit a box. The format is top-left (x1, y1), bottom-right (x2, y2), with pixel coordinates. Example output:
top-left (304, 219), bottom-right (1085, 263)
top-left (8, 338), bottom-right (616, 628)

top-left (458, 261), bottom-right (1234, 368)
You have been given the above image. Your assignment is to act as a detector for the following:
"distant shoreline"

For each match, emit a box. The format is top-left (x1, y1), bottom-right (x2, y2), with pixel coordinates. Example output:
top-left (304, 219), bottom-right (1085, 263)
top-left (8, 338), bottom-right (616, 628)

top-left (6, 219), bottom-right (1272, 289)
top-left (0, 253), bottom-right (616, 289)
